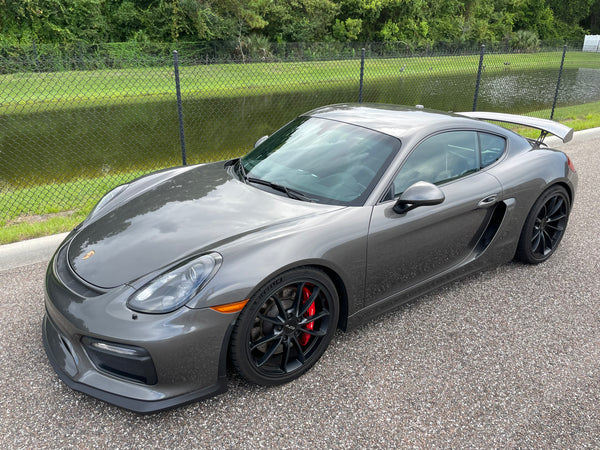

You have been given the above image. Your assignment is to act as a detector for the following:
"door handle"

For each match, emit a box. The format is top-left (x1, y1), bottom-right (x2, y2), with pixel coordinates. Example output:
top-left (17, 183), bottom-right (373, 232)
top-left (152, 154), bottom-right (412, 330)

top-left (478, 194), bottom-right (498, 208)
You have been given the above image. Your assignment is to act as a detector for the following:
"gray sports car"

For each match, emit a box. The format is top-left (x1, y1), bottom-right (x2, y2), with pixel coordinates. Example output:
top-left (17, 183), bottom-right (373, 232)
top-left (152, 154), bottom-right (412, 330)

top-left (43, 104), bottom-right (577, 413)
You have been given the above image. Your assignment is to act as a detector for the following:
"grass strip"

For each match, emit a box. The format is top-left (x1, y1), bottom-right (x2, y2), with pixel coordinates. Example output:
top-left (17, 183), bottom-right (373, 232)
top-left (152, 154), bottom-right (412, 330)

top-left (0, 170), bottom-right (154, 244)
top-left (0, 212), bottom-right (87, 244)
top-left (508, 100), bottom-right (600, 138)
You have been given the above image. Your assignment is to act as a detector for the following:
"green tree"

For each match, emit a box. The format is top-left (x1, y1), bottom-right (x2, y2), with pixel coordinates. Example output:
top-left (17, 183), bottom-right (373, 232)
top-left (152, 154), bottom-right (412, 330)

top-left (213, 0), bottom-right (269, 40)
top-left (332, 17), bottom-right (362, 41)
top-left (510, 28), bottom-right (540, 50)
top-left (547, 0), bottom-right (595, 25)
top-left (2, 0), bottom-right (599, 49)
top-left (508, 0), bottom-right (558, 40)
top-left (581, 0), bottom-right (600, 34)
top-left (264, 0), bottom-right (340, 42)
top-left (105, 0), bottom-right (143, 41)
top-left (0, 0), bottom-right (106, 43)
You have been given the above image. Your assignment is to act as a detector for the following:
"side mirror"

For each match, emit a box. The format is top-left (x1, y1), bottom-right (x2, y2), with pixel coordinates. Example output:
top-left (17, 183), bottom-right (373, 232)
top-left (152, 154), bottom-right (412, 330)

top-left (254, 135), bottom-right (269, 148)
top-left (393, 181), bottom-right (445, 214)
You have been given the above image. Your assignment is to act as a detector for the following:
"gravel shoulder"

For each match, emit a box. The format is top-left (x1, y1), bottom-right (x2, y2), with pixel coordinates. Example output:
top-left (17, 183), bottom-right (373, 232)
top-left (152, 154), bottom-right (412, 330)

top-left (1, 132), bottom-right (599, 448)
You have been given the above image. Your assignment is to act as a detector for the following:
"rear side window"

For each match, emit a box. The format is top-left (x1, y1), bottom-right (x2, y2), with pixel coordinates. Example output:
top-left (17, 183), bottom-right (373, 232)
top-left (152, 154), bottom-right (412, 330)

top-left (388, 130), bottom-right (506, 198)
top-left (392, 131), bottom-right (479, 196)
top-left (479, 133), bottom-right (506, 167)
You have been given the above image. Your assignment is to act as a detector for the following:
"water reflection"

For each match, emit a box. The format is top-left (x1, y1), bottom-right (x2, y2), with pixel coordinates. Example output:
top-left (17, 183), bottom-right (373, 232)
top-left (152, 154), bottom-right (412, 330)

top-left (477, 67), bottom-right (600, 111)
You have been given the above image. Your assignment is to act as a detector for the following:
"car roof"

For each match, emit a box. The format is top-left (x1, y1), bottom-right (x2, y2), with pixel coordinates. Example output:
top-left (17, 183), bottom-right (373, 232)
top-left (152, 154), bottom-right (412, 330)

top-left (304, 103), bottom-right (496, 141)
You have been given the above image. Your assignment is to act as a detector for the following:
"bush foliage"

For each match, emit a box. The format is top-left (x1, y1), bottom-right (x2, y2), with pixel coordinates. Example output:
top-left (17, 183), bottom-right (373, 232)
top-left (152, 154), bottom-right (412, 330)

top-left (1, 0), bottom-right (597, 56)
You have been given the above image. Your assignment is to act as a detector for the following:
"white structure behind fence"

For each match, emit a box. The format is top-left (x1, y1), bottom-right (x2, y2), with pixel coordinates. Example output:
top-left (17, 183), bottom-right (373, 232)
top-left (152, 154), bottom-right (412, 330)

top-left (583, 35), bottom-right (600, 52)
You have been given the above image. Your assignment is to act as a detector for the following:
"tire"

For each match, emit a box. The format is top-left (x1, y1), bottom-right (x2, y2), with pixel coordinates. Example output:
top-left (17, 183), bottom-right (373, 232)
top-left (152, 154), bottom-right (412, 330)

top-left (230, 267), bottom-right (339, 386)
top-left (516, 185), bottom-right (571, 264)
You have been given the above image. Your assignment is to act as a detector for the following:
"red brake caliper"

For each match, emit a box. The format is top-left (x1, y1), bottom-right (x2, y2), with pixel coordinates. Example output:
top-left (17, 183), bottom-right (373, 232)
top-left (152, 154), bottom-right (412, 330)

top-left (299, 286), bottom-right (315, 346)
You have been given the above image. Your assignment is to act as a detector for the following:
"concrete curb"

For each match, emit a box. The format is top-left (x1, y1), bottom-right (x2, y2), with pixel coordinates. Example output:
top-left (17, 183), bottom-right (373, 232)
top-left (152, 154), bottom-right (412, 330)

top-left (2, 126), bottom-right (599, 273)
top-left (0, 232), bottom-right (69, 272)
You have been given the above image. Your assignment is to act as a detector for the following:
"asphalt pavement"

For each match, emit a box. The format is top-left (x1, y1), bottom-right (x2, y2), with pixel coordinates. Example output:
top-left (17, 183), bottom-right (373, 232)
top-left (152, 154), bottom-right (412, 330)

top-left (1, 129), bottom-right (599, 448)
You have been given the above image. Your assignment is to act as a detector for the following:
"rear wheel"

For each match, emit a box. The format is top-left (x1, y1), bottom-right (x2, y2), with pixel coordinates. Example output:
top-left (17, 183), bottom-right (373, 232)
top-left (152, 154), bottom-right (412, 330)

top-left (516, 185), bottom-right (570, 264)
top-left (231, 268), bottom-right (339, 386)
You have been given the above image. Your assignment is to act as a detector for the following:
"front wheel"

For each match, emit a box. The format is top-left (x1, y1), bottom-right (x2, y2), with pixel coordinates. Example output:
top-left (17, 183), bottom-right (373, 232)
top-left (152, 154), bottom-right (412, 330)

top-left (516, 185), bottom-right (571, 264)
top-left (230, 268), bottom-right (339, 386)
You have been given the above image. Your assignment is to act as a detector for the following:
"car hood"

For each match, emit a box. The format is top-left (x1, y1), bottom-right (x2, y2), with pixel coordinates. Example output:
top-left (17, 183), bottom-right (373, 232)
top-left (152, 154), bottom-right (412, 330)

top-left (68, 162), bottom-right (342, 288)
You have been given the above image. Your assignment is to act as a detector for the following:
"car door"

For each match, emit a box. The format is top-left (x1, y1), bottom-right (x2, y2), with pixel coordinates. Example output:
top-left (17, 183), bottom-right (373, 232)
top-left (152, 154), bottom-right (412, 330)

top-left (365, 130), bottom-right (504, 306)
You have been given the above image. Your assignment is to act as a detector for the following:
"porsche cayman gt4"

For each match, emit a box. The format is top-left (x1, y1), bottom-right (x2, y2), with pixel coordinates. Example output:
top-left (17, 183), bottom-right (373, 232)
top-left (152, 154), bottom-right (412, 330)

top-left (43, 104), bottom-right (577, 412)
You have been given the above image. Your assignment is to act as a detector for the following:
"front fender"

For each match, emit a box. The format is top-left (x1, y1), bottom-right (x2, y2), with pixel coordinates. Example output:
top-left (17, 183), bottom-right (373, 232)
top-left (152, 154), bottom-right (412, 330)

top-left (186, 206), bottom-right (372, 317)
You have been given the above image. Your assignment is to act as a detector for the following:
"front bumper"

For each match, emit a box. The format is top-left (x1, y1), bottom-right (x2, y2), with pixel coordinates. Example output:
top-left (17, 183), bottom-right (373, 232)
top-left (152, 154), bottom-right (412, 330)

top-left (42, 245), bottom-right (238, 413)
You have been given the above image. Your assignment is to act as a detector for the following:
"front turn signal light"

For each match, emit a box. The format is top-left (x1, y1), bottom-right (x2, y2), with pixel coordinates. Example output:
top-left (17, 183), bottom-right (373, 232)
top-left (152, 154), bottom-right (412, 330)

top-left (210, 299), bottom-right (249, 313)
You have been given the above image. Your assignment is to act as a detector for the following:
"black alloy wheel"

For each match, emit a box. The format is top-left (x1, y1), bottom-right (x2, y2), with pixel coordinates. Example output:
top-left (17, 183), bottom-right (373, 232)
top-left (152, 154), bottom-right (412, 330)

top-left (231, 267), bottom-right (339, 386)
top-left (516, 185), bottom-right (571, 264)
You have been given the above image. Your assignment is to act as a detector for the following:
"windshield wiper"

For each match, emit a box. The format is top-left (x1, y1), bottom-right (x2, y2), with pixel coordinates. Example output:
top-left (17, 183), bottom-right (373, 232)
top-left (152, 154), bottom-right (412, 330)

top-left (246, 177), bottom-right (313, 202)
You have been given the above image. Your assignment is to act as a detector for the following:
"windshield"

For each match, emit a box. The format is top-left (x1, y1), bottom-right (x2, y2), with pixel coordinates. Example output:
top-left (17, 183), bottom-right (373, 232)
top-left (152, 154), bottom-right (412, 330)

top-left (240, 116), bottom-right (400, 206)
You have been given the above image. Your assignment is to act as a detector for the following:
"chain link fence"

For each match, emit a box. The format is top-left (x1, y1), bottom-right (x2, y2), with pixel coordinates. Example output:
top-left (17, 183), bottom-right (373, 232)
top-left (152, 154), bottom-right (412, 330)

top-left (1, 43), bottom-right (597, 224)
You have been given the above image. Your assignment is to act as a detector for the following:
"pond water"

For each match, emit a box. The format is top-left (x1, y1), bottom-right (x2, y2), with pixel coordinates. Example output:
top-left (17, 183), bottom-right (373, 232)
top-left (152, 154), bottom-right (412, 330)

top-left (1, 67), bottom-right (599, 186)
top-left (364, 67), bottom-right (600, 112)
top-left (477, 67), bottom-right (600, 111)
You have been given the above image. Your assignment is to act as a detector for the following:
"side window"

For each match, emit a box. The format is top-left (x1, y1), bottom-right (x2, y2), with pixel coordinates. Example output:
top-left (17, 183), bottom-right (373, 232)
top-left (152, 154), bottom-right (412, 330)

top-left (391, 131), bottom-right (479, 196)
top-left (479, 133), bottom-right (506, 167)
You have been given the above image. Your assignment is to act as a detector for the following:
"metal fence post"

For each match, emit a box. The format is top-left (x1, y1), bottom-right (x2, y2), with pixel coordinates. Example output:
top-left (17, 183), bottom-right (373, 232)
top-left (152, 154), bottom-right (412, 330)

top-left (358, 48), bottom-right (365, 103)
top-left (173, 50), bottom-right (187, 165)
top-left (32, 39), bottom-right (39, 71)
top-left (472, 44), bottom-right (485, 111)
top-left (551, 45), bottom-right (567, 120)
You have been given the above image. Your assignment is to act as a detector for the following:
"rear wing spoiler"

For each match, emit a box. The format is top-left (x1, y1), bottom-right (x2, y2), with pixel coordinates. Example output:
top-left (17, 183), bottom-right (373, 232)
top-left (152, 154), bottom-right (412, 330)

top-left (456, 111), bottom-right (573, 144)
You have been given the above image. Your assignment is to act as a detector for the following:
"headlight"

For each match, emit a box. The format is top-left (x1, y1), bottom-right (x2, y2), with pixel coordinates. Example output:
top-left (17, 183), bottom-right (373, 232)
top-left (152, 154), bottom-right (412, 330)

top-left (85, 183), bottom-right (130, 223)
top-left (127, 253), bottom-right (222, 314)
